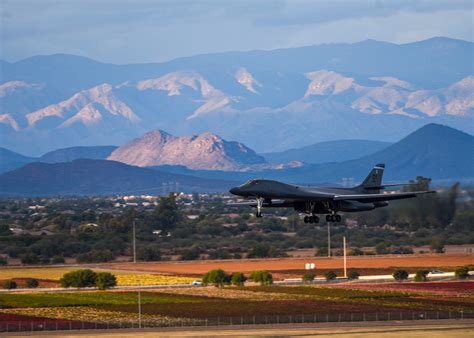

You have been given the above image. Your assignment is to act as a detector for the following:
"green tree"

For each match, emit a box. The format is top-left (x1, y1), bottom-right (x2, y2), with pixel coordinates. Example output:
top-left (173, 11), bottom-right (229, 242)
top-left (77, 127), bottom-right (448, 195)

top-left (202, 269), bottom-right (230, 287)
top-left (26, 279), bottom-right (39, 288)
top-left (414, 270), bottom-right (429, 282)
top-left (0, 258), bottom-right (7, 266)
top-left (180, 248), bottom-right (200, 261)
top-left (137, 246), bottom-right (161, 261)
top-left (51, 255), bottom-right (65, 264)
top-left (76, 250), bottom-right (115, 263)
top-left (60, 269), bottom-right (97, 288)
top-left (454, 266), bottom-right (470, 279)
top-left (20, 252), bottom-right (40, 265)
top-left (375, 243), bottom-right (389, 255)
top-left (302, 273), bottom-right (316, 282)
top-left (393, 269), bottom-right (409, 281)
top-left (430, 236), bottom-right (445, 253)
top-left (3, 280), bottom-right (17, 289)
top-left (231, 272), bottom-right (247, 286)
top-left (250, 270), bottom-right (273, 285)
top-left (248, 244), bottom-right (276, 258)
top-left (96, 272), bottom-right (117, 290)
top-left (324, 271), bottom-right (337, 281)
top-left (348, 271), bottom-right (360, 280)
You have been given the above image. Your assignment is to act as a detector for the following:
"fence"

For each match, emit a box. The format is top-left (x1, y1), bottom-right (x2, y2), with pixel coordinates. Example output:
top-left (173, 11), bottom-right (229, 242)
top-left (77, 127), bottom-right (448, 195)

top-left (1, 311), bottom-right (473, 333)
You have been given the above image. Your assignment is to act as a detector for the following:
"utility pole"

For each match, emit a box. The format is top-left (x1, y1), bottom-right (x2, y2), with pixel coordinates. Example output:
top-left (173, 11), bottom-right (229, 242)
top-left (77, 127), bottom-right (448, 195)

top-left (133, 219), bottom-right (137, 264)
top-left (343, 236), bottom-right (347, 278)
top-left (327, 222), bottom-right (331, 258)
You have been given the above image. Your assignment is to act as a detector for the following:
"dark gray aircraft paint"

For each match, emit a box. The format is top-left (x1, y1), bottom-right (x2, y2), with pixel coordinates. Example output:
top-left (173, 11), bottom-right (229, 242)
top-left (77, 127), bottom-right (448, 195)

top-left (229, 164), bottom-right (434, 223)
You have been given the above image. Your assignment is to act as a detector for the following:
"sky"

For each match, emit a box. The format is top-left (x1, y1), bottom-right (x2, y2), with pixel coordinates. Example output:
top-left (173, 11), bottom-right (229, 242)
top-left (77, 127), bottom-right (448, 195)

top-left (1, 0), bottom-right (473, 64)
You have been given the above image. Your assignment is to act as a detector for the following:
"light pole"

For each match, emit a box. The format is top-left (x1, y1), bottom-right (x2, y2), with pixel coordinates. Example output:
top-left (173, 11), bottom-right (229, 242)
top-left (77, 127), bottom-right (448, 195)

top-left (343, 236), bottom-right (347, 278)
top-left (132, 219), bottom-right (137, 264)
top-left (327, 222), bottom-right (331, 258)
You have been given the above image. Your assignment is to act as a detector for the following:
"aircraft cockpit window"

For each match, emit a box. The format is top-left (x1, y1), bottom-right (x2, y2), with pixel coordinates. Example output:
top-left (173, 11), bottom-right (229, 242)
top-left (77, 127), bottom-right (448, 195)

top-left (241, 179), bottom-right (257, 187)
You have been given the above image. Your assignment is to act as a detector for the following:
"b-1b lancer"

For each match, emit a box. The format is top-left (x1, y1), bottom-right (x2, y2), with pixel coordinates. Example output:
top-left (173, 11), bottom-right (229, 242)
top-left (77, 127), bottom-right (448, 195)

top-left (229, 164), bottom-right (435, 223)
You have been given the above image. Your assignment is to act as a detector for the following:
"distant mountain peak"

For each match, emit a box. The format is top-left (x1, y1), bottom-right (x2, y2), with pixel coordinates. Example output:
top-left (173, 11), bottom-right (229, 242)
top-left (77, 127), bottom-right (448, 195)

top-left (108, 130), bottom-right (265, 170)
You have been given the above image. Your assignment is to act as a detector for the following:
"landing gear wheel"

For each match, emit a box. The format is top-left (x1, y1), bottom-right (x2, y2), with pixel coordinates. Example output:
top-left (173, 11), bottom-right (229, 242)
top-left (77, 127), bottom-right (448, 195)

top-left (304, 216), bottom-right (309, 224)
top-left (256, 211), bottom-right (262, 218)
top-left (311, 215), bottom-right (319, 224)
top-left (336, 215), bottom-right (341, 222)
top-left (326, 215), bottom-right (331, 222)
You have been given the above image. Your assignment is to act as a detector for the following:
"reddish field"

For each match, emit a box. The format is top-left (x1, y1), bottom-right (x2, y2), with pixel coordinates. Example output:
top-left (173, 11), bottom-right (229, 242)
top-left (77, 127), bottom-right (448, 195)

top-left (98, 254), bottom-right (473, 276)
top-left (333, 281), bottom-right (474, 296)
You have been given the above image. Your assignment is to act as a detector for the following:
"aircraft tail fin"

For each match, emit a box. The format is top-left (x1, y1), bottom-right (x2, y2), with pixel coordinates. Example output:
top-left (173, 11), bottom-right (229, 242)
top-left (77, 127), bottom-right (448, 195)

top-left (355, 164), bottom-right (385, 193)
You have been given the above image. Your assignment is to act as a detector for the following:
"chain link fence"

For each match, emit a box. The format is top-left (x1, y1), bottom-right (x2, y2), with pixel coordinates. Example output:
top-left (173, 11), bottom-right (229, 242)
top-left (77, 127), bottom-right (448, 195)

top-left (1, 310), bottom-right (473, 333)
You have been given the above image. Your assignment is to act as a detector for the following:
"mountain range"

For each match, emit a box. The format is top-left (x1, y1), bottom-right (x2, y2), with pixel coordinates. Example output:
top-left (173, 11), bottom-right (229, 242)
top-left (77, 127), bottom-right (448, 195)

top-left (0, 123), bottom-right (472, 196)
top-left (1, 37), bottom-right (473, 155)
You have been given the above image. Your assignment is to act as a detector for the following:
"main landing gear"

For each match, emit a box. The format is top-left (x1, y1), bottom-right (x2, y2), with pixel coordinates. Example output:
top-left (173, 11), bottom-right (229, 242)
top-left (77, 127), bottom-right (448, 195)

top-left (326, 214), bottom-right (341, 222)
top-left (303, 215), bottom-right (319, 224)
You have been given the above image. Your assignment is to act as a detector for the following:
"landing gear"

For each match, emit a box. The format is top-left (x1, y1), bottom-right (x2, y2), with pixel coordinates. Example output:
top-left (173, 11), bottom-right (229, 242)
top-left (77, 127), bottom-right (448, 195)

top-left (303, 215), bottom-right (319, 224)
top-left (325, 214), bottom-right (342, 223)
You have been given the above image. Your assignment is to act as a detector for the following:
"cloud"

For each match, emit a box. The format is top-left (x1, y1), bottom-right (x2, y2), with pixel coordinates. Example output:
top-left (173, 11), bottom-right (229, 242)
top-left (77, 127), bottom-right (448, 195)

top-left (1, 0), bottom-right (472, 64)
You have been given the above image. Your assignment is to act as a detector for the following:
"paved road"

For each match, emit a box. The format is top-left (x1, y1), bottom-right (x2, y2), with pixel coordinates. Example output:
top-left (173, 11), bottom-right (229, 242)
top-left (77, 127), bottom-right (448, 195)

top-left (3, 319), bottom-right (474, 337)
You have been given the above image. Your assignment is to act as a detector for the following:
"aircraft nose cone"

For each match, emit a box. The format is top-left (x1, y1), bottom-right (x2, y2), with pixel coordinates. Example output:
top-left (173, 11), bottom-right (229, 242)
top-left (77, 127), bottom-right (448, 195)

top-left (229, 187), bottom-right (240, 195)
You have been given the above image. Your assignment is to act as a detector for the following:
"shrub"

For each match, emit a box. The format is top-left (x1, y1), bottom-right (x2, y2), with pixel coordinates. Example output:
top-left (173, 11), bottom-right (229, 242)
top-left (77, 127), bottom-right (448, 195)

top-left (324, 271), bottom-right (337, 281)
top-left (51, 255), bottom-right (65, 264)
top-left (26, 279), bottom-right (39, 288)
top-left (4, 280), bottom-right (17, 289)
top-left (393, 269), bottom-right (409, 281)
top-left (454, 266), bottom-right (470, 279)
top-left (96, 272), bottom-right (117, 290)
top-left (349, 248), bottom-right (364, 256)
top-left (180, 248), bottom-right (201, 261)
top-left (0, 257), bottom-right (7, 266)
top-left (202, 269), bottom-right (231, 287)
top-left (302, 273), bottom-right (316, 282)
top-left (76, 250), bottom-right (115, 263)
top-left (430, 236), bottom-right (445, 253)
top-left (20, 252), bottom-right (40, 265)
top-left (348, 271), bottom-right (360, 280)
top-left (137, 246), bottom-right (161, 261)
top-left (414, 270), bottom-right (429, 282)
top-left (250, 270), bottom-right (273, 285)
top-left (60, 269), bottom-right (97, 288)
top-left (231, 272), bottom-right (247, 286)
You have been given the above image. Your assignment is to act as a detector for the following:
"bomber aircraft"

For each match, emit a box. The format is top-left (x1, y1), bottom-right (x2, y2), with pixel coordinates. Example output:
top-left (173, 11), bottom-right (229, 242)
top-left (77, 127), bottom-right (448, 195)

top-left (229, 164), bottom-right (435, 223)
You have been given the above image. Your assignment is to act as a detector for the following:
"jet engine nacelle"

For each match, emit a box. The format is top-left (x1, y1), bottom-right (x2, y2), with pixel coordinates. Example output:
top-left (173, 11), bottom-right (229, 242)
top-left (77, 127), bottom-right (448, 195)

top-left (338, 200), bottom-right (375, 212)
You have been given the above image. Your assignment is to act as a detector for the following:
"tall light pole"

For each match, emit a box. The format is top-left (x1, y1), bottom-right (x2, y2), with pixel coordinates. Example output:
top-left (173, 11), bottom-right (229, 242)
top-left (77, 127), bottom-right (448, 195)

top-left (132, 219), bottom-right (137, 264)
top-left (327, 222), bottom-right (331, 258)
top-left (343, 236), bottom-right (347, 278)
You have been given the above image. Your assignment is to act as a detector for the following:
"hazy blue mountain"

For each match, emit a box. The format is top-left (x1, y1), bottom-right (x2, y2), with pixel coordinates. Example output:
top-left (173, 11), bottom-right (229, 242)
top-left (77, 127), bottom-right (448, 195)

top-left (0, 159), bottom-right (235, 196)
top-left (261, 123), bottom-right (474, 184)
top-left (39, 145), bottom-right (117, 163)
top-left (1, 37), bottom-right (472, 155)
top-left (0, 147), bottom-right (36, 174)
top-left (153, 124), bottom-right (474, 185)
top-left (262, 140), bottom-right (391, 164)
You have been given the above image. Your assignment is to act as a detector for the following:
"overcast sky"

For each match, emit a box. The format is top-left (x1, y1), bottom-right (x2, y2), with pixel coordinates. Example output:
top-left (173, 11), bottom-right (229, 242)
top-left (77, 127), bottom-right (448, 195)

top-left (1, 0), bottom-right (472, 64)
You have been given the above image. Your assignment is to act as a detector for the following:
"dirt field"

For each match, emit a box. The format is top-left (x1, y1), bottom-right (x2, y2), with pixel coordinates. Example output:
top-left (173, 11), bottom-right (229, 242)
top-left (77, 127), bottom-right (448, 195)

top-left (98, 253), bottom-right (473, 275)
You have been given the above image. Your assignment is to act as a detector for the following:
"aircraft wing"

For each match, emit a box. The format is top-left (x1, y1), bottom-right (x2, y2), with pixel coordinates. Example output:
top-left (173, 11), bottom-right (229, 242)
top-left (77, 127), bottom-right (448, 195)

top-left (227, 199), bottom-right (289, 207)
top-left (333, 190), bottom-right (436, 202)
